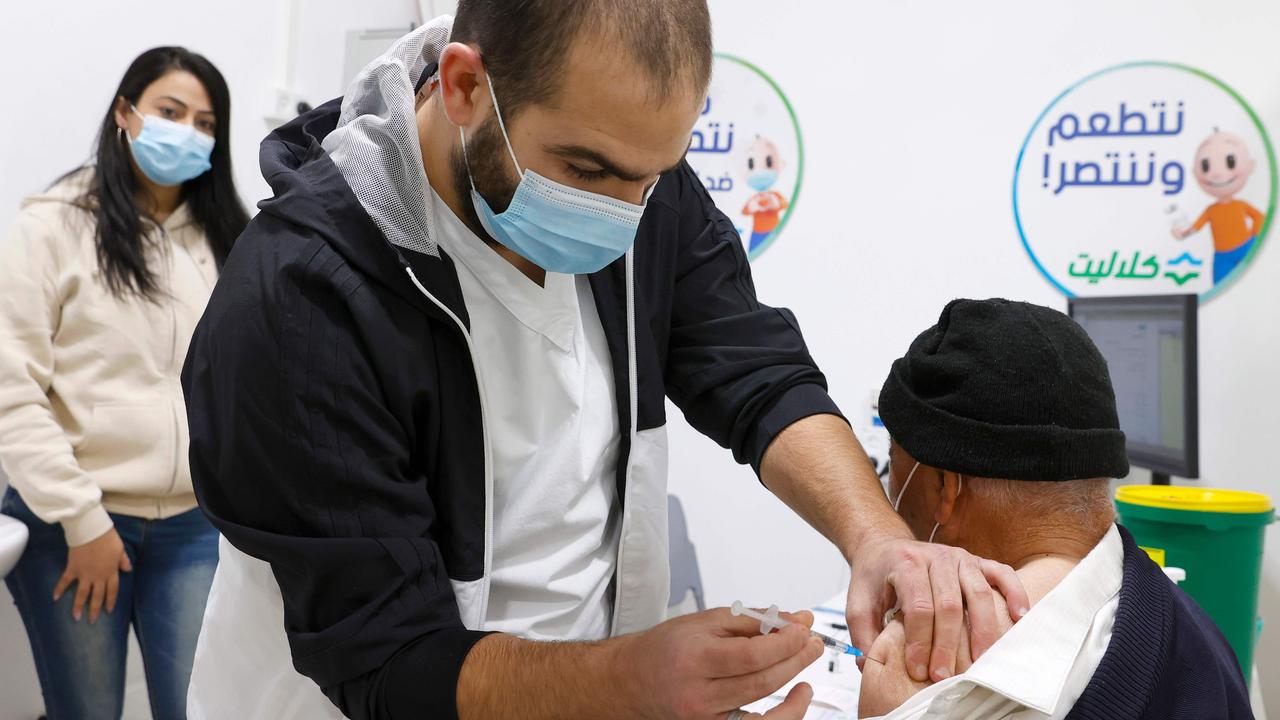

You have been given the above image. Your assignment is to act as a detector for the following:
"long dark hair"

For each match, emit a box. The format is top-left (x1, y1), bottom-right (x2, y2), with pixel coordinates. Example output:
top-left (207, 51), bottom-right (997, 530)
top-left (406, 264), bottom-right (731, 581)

top-left (68, 47), bottom-right (248, 299)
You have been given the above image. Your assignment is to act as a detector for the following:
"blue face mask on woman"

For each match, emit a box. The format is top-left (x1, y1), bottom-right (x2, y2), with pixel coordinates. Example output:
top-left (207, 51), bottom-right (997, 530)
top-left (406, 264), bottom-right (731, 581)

top-left (460, 74), bottom-right (653, 276)
top-left (124, 106), bottom-right (214, 187)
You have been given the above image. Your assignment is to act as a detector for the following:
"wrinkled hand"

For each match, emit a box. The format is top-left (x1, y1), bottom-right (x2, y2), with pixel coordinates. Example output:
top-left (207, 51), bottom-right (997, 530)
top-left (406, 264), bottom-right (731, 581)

top-left (618, 606), bottom-right (824, 719)
top-left (53, 528), bottom-right (132, 623)
top-left (845, 538), bottom-right (1027, 683)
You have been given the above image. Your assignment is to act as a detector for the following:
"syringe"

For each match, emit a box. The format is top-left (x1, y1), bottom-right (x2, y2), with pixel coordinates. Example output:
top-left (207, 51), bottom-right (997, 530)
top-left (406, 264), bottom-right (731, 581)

top-left (730, 601), bottom-right (863, 657)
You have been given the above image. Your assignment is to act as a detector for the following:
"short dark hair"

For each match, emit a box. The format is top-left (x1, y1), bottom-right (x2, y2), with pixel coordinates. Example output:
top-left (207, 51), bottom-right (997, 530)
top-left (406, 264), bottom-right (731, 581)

top-left (451, 0), bottom-right (712, 118)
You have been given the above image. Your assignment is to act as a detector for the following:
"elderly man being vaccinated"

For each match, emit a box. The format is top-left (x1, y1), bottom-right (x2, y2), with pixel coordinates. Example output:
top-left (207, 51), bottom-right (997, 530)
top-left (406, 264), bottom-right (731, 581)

top-left (859, 299), bottom-right (1252, 720)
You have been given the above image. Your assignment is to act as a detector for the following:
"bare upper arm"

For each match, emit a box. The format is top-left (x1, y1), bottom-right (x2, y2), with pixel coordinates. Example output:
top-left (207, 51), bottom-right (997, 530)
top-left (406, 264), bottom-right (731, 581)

top-left (858, 589), bottom-right (1012, 718)
top-left (858, 618), bottom-right (935, 717)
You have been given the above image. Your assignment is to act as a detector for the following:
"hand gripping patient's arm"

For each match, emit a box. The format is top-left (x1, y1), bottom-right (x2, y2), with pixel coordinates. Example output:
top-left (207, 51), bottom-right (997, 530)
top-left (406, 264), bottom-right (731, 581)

top-left (858, 589), bottom-right (1014, 717)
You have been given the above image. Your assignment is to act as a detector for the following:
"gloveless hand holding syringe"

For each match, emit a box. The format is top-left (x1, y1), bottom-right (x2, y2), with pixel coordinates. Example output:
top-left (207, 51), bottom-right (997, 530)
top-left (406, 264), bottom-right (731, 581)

top-left (731, 601), bottom-right (863, 657)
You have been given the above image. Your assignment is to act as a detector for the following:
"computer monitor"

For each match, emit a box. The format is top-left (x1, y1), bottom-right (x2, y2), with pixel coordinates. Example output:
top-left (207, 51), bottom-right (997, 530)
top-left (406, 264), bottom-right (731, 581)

top-left (1068, 295), bottom-right (1199, 482)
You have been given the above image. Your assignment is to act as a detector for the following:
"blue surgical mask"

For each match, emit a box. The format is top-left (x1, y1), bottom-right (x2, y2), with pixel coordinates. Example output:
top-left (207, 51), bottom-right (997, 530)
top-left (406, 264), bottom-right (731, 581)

top-left (746, 169), bottom-right (778, 192)
top-left (125, 106), bottom-right (214, 187)
top-left (460, 74), bottom-right (651, 275)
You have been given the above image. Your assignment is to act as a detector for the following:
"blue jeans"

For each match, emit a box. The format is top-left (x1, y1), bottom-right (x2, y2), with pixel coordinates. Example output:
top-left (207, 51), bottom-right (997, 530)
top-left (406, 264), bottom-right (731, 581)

top-left (3, 488), bottom-right (218, 720)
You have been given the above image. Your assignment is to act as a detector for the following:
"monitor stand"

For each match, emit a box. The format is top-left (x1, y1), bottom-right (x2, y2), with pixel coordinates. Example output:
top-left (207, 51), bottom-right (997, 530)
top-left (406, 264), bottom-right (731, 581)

top-left (1151, 472), bottom-right (1171, 486)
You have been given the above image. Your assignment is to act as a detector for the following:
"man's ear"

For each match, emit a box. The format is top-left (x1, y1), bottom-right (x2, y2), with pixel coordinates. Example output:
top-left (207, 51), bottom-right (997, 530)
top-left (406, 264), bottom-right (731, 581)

top-left (934, 472), bottom-right (962, 526)
top-left (437, 42), bottom-right (486, 128)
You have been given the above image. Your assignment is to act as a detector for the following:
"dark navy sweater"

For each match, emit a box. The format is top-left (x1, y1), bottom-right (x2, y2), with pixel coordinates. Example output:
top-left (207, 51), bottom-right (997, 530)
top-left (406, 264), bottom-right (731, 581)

top-left (1066, 526), bottom-right (1253, 719)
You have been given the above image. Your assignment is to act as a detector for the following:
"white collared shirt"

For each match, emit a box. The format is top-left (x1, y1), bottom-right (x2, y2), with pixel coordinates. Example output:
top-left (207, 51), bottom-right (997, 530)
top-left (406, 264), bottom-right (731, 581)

top-left (429, 189), bottom-right (621, 641)
top-left (870, 524), bottom-right (1124, 720)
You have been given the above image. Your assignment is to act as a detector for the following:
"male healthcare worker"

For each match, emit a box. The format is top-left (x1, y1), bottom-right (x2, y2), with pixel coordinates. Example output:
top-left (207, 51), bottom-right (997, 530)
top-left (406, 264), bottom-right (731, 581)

top-left (182, 5), bottom-right (1027, 720)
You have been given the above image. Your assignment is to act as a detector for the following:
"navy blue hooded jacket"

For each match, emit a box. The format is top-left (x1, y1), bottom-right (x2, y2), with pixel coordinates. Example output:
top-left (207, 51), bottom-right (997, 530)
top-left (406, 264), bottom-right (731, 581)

top-left (181, 89), bottom-right (840, 719)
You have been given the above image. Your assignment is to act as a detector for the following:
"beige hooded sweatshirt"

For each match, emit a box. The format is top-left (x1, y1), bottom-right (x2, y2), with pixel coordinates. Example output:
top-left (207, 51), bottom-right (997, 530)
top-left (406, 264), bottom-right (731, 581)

top-left (0, 170), bottom-right (218, 546)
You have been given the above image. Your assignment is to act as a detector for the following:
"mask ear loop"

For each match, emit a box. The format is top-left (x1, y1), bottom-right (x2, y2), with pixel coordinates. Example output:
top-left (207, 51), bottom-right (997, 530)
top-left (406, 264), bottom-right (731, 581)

top-left (481, 71), bottom-right (522, 177)
top-left (891, 461), bottom-right (920, 512)
top-left (928, 475), bottom-right (963, 543)
top-left (459, 71), bottom-right (524, 193)
top-left (118, 104), bottom-right (144, 145)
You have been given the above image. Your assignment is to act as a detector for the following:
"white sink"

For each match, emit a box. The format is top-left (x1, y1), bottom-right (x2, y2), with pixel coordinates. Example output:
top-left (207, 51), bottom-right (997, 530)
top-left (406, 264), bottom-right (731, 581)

top-left (0, 513), bottom-right (29, 578)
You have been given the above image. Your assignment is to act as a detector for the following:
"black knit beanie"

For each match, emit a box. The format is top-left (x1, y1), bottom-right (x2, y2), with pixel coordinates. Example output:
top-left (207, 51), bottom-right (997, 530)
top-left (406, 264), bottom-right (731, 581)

top-left (878, 298), bottom-right (1129, 481)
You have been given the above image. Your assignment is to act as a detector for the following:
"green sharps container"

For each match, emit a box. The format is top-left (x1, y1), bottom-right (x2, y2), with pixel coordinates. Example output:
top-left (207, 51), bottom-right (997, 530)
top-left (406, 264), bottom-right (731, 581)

top-left (1115, 485), bottom-right (1274, 681)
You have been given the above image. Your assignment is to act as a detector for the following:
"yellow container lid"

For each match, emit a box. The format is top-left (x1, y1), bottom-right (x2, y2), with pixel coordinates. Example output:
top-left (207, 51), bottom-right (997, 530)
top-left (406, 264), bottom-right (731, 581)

top-left (1115, 485), bottom-right (1274, 514)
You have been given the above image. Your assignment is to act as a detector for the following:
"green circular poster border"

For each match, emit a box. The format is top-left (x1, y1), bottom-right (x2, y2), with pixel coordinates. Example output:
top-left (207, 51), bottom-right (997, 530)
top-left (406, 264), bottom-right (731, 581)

top-left (714, 52), bottom-right (805, 262)
top-left (1012, 60), bottom-right (1276, 303)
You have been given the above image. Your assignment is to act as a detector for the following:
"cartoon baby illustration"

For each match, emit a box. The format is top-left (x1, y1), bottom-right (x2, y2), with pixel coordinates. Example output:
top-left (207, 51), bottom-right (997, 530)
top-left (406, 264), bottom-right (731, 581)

top-left (740, 136), bottom-right (790, 253)
top-left (1173, 130), bottom-right (1266, 284)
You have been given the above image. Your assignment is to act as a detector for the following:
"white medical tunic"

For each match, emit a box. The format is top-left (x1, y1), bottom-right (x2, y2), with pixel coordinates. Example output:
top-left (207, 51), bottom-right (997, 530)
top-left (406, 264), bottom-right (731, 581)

top-left (429, 189), bottom-right (621, 641)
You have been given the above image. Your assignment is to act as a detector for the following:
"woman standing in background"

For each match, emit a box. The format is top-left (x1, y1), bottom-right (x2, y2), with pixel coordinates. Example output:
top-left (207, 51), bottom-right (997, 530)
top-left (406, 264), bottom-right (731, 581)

top-left (0, 47), bottom-right (247, 719)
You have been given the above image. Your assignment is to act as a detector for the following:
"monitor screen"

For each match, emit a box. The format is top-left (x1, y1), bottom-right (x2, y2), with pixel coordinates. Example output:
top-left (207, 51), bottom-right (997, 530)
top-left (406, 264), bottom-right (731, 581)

top-left (1068, 295), bottom-right (1199, 478)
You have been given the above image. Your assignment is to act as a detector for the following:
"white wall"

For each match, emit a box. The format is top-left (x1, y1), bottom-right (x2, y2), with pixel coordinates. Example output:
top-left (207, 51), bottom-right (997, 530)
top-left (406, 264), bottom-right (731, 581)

top-left (673, 0), bottom-right (1279, 712)
top-left (0, 2), bottom-right (279, 235)
top-left (0, 0), bottom-right (1276, 716)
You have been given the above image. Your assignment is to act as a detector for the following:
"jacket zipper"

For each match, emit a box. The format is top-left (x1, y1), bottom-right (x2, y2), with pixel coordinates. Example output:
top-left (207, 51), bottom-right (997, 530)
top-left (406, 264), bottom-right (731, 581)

top-left (403, 266), bottom-right (495, 630)
top-left (609, 248), bottom-right (639, 637)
